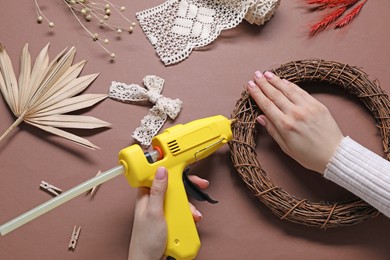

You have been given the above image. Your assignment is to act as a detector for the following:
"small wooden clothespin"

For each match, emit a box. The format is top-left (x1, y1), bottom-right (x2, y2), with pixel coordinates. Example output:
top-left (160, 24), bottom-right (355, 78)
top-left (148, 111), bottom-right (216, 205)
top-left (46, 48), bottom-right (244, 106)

top-left (87, 170), bottom-right (102, 197)
top-left (40, 181), bottom-right (62, 196)
top-left (68, 225), bottom-right (81, 250)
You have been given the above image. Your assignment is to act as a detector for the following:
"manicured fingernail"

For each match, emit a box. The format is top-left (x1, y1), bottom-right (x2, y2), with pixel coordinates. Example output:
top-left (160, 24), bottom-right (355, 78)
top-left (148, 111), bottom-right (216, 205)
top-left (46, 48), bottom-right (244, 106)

top-left (248, 80), bottom-right (256, 88)
top-left (264, 71), bottom-right (274, 79)
top-left (196, 210), bottom-right (203, 218)
top-left (254, 71), bottom-right (263, 79)
top-left (155, 167), bottom-right (167, 180)
top-left (256, 116), bottom-right (266, 126)
top-left (282, 79), bottom-right (290, 84)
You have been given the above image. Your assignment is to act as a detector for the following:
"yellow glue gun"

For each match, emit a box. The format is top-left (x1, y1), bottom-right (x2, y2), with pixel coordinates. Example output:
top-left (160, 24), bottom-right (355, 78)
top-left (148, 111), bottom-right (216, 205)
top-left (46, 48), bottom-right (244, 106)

top-left (120, 115), bottom-right (233, 259)
top-left (0, 115), bottom-right (233, 260)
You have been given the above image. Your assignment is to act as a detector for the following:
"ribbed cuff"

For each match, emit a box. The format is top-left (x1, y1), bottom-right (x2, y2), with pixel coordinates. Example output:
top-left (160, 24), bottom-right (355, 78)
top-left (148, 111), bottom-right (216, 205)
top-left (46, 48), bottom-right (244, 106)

top-left (324, 136), bottom-right (390, 218)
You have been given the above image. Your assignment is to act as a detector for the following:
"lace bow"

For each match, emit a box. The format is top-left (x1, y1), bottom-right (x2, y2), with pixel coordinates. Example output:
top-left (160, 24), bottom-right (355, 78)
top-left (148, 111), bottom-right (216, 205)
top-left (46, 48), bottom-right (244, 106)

top-left (136, 0), bottom-right (280, 65)
top-left (109, 75), bottom-right (182, 146)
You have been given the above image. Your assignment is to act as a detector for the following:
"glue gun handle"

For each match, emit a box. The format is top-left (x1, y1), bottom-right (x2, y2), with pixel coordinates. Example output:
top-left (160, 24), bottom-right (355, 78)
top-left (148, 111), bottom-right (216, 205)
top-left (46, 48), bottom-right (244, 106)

top-left (164, 165), bottom-right (200, 260)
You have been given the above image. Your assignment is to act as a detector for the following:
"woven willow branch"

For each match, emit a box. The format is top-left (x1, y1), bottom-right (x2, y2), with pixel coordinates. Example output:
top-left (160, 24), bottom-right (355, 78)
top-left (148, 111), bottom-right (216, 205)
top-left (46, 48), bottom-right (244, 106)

top-left (230, 59), bottom-right (390, 228)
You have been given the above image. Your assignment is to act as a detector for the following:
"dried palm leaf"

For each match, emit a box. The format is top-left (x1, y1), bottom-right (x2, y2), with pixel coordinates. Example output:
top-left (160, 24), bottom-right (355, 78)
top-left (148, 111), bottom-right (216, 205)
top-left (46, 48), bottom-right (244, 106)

top-left (0, 43), bottom-right (110, 149)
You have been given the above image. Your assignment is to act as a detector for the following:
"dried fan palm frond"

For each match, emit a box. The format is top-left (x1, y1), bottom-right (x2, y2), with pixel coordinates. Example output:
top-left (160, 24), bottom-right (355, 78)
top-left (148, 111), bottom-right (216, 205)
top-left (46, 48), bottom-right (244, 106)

top-left (0, 43), bottom-right (110, 149)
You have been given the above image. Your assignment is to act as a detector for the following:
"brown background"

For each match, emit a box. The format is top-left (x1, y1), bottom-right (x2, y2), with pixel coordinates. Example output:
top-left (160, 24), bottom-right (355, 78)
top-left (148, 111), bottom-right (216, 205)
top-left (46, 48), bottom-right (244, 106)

top-left (1, 0), bottom-right (390, 259)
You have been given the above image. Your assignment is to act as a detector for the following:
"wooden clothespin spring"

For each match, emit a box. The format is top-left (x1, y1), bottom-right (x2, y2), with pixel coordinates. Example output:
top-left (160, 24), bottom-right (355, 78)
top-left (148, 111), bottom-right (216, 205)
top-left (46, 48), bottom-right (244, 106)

top-left (68, 225), bottom-right (81, 250)
top-left (40, 181), bottom-right (62, 196)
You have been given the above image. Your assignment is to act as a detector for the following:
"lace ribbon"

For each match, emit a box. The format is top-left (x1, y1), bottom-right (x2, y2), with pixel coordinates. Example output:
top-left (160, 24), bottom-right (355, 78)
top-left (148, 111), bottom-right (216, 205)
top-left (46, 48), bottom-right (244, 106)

top-left (109, 75), bottom-right (182, 146)
top-left (136, 0), bottom-right (280, 65)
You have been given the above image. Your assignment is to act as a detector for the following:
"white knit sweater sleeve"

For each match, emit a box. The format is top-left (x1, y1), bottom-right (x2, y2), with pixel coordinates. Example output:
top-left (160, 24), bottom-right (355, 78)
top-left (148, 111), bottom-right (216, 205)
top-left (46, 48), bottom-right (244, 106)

top-left (324, 136), bottom-right (390, 218)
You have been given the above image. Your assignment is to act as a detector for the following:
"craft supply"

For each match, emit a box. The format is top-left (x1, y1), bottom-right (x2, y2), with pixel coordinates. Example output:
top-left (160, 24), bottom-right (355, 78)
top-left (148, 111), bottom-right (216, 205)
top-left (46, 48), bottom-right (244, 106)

top-left (0, 116), bottom-right (234, 259)
top-left (230, 59), bottom-right (389, 228)
top-left (88, 170), bottom-right (102, 196)
top-left (68, 225), bottom-right (81, 250)
top-left (34, 0), bottom-right (136, 59)
top-left (0, 166), bottom-right (124, 236)
top-left (40, 181), bottom-right (62, 196)
top-left (0, 43), bottom-right (110, 150)
top-left (136, 0), bottom-right (280, 65)
top-left (307, 0), bottom-right (368, 35)
top-left (109, 75), bottom-right (182, 146)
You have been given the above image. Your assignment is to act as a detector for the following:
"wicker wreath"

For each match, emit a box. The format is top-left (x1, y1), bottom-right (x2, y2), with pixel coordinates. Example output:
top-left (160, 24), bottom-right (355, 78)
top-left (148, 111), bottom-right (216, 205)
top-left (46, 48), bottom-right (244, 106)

top-left (230, 59), bottom-right (390, 229)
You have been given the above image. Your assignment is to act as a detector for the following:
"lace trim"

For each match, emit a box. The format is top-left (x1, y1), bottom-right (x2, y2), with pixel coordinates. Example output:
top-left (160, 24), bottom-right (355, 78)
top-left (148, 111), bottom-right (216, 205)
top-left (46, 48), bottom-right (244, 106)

top-left (136, 0), bottom-right (280, 65)
top-left (108, 75), bottom-right (182, 146)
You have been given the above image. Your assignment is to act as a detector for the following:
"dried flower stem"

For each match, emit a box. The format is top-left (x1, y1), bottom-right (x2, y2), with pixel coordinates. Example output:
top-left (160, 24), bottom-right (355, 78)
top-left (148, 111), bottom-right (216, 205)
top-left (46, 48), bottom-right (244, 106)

top-left (34, 0), bottom-right (135, 59)
top-left (34, 0), bottom-right (50, 23)
top-left (64, 2), bottom-right (114, 57)
top-left (0, 111), bottom-right (26, 143)
top-left (105, 1), bottom-right (132, 24)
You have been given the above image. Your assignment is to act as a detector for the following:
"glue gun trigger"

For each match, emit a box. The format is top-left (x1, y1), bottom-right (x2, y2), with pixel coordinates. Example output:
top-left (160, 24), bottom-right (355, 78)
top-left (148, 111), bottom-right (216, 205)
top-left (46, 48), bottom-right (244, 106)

top-left (182, 168), bottom-right (218, 204)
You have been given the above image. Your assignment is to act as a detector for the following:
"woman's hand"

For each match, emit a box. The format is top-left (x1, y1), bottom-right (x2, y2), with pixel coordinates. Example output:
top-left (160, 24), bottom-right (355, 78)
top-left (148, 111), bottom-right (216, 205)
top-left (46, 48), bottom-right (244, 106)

top-left (247, 71), bottom-right (344, 173)
top-left (128, 167), bottom-right (209, 260)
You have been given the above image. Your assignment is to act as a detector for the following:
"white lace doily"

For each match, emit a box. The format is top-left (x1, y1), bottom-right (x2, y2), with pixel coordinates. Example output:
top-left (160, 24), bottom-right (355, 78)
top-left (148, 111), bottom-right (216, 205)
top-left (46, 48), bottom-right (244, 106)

top-left (136, 0), bottom-right (280, 65)
top-left (109, 75), bottom-right (182, 146)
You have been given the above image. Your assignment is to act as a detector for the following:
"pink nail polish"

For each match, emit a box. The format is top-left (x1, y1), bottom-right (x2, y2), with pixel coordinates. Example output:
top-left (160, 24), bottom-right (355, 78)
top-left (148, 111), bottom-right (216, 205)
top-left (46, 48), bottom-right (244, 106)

top-left (264, 71), bottom-right (274, 79)
top-left (155, 167), bottom-right (166, 180)
top-left (256, 116), bottom-right (266, 126)
top-left (254, 71), bottom-right (263, 79)
top-left (248, 80), bottom-right (256, 88)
